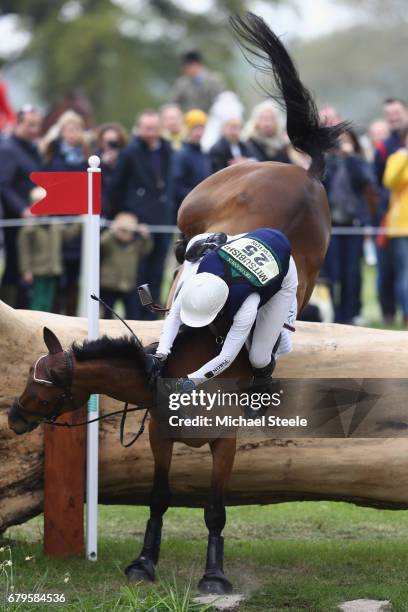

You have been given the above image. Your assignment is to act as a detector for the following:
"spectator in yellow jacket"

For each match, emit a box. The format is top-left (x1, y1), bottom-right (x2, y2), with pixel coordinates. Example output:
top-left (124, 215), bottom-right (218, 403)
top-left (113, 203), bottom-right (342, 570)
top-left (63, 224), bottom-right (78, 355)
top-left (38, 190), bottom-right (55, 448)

top-left (383, 127), bottom-right (408, 325)
top-left (160, 104), bottom-right (185, 151)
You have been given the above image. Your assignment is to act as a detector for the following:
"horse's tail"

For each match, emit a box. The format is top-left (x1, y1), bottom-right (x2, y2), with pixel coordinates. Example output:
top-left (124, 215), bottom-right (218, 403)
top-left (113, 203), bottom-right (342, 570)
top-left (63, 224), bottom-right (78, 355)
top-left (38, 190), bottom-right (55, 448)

top-left (230, 13), bottom-right (349, 180)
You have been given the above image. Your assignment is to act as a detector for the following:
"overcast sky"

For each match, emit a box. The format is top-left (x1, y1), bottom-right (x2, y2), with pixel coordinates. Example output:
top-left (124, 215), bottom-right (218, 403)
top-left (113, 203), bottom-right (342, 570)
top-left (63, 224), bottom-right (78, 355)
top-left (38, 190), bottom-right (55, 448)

top-left (175, 0), bottom-right (357, 39)
top-left (0, 0), bottom-right (357, 55)
top-left (261, 0), bottom-right (356, 39)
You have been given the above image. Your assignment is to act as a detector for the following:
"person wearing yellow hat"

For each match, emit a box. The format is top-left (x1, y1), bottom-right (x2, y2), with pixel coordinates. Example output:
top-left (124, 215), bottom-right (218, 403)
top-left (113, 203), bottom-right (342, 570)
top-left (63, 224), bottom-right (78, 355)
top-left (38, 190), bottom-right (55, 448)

top-left (184, 109), bottom-right (208, 132)
top-left (171, 109), bottom-right (212, 217)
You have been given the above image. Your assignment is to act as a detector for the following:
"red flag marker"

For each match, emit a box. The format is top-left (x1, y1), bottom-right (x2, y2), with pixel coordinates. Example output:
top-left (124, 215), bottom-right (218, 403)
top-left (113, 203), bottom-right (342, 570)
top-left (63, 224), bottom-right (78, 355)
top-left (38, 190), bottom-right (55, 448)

top-left (36, 157), bottom-right (103, 562)
top-left (29, 171), bottom-right (101, 215)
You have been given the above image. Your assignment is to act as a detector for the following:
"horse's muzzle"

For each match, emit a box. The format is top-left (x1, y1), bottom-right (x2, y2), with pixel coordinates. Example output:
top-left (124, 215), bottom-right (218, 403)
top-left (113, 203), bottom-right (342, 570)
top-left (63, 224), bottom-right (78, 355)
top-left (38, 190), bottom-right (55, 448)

top-left (8, 401), bottom-right (39, 435)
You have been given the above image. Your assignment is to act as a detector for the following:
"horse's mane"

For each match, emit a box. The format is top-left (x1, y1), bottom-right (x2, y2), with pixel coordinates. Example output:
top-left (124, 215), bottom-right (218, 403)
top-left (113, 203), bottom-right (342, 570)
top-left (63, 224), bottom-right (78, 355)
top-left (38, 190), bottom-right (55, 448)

top-left (72, 335), bottom-right (151, 379)
top-left (72, 327), bottom-right (220, 381)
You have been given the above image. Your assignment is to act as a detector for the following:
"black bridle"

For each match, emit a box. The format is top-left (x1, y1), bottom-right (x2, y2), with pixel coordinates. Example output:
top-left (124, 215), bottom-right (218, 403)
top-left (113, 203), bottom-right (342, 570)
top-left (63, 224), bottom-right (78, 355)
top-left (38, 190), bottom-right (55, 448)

top-left (12, 350), bottom-right (78, 428)
top-left (12, 349), bottom-right (152, 447)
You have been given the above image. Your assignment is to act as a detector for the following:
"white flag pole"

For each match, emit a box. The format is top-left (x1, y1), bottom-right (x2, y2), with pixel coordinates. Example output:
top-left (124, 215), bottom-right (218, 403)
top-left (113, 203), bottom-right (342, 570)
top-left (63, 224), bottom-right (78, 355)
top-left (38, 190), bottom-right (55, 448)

top-left (85, 155), bottom-right (101, 560)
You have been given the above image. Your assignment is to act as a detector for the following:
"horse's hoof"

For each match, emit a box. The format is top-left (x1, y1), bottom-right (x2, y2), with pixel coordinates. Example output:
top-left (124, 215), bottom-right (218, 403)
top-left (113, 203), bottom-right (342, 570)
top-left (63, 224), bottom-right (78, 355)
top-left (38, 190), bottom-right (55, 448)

top-left (125, 558), bottom-right (155, 583)
top-left (126, 567), bottom-right (154, 583)
top-left (198, 575), bottom-right (233, 595)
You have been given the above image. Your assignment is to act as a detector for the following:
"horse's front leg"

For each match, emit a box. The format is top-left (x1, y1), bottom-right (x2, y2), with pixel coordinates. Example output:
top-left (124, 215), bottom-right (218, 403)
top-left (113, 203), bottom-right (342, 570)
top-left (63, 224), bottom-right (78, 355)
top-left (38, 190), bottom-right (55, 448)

top-left (198, 437), bottom-right (236, 595)
top-left (125, 417), bottom-right (173, 583)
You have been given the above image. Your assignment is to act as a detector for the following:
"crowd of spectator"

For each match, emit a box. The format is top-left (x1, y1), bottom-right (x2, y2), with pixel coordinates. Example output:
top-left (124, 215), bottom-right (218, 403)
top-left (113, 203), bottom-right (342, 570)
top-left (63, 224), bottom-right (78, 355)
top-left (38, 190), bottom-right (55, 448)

top-left (0, 50), bottom-right (408, 327)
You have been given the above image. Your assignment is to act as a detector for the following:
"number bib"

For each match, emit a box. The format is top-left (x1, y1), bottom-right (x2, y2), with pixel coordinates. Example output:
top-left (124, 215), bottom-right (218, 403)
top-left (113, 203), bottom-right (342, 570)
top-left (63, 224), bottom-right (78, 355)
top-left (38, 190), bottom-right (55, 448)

top-left (218, 236), bottom-right (281, 287)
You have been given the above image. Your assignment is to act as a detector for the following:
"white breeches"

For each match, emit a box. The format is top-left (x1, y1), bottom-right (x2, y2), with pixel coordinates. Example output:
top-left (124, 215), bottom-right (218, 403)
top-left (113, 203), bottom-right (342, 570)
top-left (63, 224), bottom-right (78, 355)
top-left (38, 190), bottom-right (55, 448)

top-left (247, 257), bottom-right (298, 368)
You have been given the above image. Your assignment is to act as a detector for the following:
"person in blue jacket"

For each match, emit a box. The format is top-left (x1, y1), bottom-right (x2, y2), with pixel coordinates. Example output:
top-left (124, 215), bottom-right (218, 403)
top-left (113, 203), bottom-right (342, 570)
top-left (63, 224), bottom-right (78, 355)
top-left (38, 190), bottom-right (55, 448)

top-left (0, 105), bottom-right (42, 308)
top-left (110, 110), bottom-right (173, 319)
top-left (172, 109), bottom-right (212, 217)
top-left (322, 129), bottom-right (377, 324)
top-left (43, 110), bottom-right (89, 315)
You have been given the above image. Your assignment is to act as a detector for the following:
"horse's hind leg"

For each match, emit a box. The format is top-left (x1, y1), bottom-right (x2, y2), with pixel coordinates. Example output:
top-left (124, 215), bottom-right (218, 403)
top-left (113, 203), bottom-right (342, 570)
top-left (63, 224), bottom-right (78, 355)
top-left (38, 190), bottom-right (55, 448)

top-left (198, 437), bottom-right (236, 595)
top-left (125, 419), bottom-right (173, 583)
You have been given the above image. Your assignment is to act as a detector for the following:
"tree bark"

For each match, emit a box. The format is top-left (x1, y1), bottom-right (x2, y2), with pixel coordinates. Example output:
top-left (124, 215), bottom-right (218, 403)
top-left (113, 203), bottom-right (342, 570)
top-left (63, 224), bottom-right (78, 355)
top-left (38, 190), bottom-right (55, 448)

top-left (1, 299), bottom-right (408, 534)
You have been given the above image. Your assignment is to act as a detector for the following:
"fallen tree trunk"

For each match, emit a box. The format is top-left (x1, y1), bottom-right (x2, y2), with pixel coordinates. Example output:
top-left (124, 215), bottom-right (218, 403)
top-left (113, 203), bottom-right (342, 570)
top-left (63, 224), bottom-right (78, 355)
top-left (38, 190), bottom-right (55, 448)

top-left (1, 298), bottom-right (408, 534)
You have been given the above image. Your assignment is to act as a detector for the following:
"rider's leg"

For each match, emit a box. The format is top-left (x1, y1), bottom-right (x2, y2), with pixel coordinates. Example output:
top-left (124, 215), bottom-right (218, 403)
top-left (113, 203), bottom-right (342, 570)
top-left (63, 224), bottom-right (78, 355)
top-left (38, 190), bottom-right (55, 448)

top-left (275, 297), bottom-right (298, 358)
top-left (249, 258), bottom-right (298, 384)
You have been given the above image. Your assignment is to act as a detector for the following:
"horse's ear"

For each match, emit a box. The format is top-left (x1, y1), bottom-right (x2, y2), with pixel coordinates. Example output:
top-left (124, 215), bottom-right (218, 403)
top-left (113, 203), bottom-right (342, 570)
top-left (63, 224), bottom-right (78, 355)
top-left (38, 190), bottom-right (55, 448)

top-left (43, 327), bottom-right (63, 354)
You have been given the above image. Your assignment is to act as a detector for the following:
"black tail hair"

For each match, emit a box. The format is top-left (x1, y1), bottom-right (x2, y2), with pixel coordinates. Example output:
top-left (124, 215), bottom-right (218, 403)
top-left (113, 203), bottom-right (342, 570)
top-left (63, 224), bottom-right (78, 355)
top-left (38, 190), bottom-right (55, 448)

top-left (230, 13), bottom-right (350, 180)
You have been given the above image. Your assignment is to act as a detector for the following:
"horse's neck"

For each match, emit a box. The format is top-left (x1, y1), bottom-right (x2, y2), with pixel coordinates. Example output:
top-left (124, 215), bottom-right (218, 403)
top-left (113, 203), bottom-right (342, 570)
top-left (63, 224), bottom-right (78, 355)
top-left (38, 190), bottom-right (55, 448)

top-left (73, 358), bottom-right (152, 405)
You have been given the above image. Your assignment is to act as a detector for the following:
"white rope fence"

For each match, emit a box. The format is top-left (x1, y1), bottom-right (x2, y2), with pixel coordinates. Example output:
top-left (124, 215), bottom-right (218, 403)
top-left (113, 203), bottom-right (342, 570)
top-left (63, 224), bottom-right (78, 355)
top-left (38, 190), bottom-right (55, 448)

top-left (0, 217), bottom-right (402, 236)
top-left (0, 216), bottom-right (177, 233)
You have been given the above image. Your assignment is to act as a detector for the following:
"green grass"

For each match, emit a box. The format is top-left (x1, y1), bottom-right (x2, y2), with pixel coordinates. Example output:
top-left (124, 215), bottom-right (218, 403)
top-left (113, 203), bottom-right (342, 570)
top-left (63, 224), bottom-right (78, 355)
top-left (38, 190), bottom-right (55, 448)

top-left (2, 503), bottom-right (408, 610)
top-left (361, 263), bottom-right (381, 325)
top-left (361, 263), bottom-right (405, 329)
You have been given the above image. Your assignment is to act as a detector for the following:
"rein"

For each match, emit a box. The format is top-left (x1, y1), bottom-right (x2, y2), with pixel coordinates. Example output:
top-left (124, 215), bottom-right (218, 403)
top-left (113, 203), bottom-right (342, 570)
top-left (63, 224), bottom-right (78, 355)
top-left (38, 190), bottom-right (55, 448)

top-left (56, 295), bottom-right (157, 445)
top-left (15, 349), bottom-right (153, 447)
top-left (16, 290), bottom-right (293, 446)
top-left (46, 401), bottom-right (151, 448)
top-left (14, 393), bottom-right (151, 447)
top-left (14, 294), bottom-right (157, 447)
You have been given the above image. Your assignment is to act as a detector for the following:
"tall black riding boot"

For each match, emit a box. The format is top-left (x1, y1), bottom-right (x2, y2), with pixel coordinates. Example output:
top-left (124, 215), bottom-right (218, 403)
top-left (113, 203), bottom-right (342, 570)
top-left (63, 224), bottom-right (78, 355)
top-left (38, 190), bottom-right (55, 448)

top-left (245, 357), bottom-right (277, 418)
top-left (252, 357), bottom-right (276, 392)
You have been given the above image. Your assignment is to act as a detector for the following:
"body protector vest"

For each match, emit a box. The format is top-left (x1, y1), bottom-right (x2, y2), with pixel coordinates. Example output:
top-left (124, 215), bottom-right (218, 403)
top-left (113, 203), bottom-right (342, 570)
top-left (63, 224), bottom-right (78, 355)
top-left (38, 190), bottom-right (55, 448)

top-left (197, 228), bottom-right (291, 321)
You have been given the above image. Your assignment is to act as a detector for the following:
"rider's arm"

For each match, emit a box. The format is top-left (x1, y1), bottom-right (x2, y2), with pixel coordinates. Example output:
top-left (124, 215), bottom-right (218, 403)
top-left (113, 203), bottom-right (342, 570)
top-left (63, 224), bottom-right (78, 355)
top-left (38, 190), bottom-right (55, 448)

top-left (157, 234), bottom-right (222, 357)
top-left (187, 292), bottom-right (261, 382)
top-left (156, 292), bottom-right (182, 357)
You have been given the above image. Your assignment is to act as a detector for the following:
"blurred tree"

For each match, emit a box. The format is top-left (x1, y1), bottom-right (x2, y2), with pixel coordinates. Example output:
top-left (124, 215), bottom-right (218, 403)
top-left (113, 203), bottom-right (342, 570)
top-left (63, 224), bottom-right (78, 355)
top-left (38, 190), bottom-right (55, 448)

top-left (0, 0), bottom-right (284, 127)
top-left (339, 0), bottom-right (408, 24)
top-left (293, 24), bottom-right (408, 125)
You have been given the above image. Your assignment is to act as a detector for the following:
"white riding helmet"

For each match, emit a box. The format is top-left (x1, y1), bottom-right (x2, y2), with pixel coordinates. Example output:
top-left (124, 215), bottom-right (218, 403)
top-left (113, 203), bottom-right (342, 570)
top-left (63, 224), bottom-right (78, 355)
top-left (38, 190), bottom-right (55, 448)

top-left (180, 272), bottom-right (229, 328)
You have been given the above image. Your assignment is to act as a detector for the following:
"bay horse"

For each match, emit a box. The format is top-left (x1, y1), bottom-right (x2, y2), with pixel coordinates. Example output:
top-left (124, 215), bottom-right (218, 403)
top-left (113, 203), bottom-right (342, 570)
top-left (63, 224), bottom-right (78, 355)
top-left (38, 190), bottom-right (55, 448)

top-left (9, 13), bottom-right (346, 595)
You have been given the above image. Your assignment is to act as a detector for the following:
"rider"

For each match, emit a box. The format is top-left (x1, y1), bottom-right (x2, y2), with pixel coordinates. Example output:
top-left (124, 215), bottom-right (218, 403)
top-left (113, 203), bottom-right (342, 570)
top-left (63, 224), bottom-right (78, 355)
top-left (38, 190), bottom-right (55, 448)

top-left (155, 228), bottom-right (298, 391)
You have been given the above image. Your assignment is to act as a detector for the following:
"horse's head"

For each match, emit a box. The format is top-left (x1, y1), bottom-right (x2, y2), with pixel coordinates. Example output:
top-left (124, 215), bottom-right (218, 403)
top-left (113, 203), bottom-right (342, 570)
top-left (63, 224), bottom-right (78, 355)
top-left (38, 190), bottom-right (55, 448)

top-left (8, 327), bottom-right (89, 435)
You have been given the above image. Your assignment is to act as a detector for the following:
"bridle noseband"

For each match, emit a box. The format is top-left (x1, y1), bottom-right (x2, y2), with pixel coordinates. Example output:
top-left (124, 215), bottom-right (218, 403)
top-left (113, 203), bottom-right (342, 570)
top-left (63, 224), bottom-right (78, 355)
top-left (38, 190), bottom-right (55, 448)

top-left (13, 350), bottom-right (78, 427)
top-left (12, 295), bottom-right (160, 444)
top-left (12, 346), bottom-right (153, 446)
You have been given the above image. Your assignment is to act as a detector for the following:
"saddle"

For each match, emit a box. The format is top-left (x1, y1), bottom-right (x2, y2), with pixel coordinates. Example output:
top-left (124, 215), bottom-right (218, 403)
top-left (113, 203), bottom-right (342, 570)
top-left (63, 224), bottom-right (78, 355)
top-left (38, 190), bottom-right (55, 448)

top-left (177, 232), bottom-right (228, 263)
